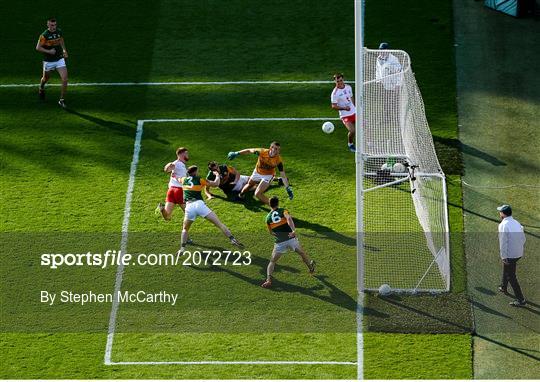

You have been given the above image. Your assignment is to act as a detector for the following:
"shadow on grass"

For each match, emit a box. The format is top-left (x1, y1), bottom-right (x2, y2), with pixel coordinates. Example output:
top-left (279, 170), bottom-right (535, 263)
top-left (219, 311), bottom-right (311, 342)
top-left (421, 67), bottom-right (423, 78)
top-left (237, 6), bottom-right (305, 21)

top-left (65, 108), bottom-right (169, 145)
top-left (188, 252), bottom-right (375, 315)
top-left (433, 136), bottom-right (506, 175)
top-left (380, 294), bottom-right (540, 361)
top-left (475, 286), bottom-right (496, 296)
top-left (216, 184), bottom-right (357, 246)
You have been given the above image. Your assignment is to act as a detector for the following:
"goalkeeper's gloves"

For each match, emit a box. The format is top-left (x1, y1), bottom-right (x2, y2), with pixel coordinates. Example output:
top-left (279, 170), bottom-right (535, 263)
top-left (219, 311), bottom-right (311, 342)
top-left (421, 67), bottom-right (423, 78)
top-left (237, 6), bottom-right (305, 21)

top-left (227, 151), bottom-right (239, 160)
top-left (286, 186), bottom-right (294, 200)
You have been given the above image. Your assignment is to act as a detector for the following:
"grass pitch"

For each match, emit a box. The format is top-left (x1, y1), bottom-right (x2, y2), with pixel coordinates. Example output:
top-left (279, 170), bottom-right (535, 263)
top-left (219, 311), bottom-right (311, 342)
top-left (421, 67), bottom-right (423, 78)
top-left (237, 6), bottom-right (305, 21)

top-left (1, 0), bottom-right (473, 379)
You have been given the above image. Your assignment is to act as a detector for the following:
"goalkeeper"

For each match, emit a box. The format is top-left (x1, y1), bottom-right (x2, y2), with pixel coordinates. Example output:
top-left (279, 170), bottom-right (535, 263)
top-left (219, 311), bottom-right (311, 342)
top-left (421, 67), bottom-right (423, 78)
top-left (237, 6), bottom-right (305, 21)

top-left (227, 141), bottom-right (293, 206)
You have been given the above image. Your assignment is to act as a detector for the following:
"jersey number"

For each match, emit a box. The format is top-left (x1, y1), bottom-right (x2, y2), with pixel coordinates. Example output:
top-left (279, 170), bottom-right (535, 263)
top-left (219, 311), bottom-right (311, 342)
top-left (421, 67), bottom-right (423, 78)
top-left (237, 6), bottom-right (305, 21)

top-left (270, 211), bottom-right (282, 224)
top-left (185, 177), bottom-right (194, 187)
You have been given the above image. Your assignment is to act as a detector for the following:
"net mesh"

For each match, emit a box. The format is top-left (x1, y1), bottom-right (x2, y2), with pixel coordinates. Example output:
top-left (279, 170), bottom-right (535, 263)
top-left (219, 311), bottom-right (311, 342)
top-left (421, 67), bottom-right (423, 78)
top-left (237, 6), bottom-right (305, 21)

top-left (361, 49), bottom-right (450, 292)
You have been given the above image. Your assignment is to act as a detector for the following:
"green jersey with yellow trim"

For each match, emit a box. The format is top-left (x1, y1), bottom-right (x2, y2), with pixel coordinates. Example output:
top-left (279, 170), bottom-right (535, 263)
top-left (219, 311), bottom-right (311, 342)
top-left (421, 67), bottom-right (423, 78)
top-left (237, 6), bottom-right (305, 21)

top-left (266, 208), bottom-right (292, 243)
top-left (38, 28), bottom-right (64, 62)
top-left (180, 176), bottom-right (207, 202)
top-left (206, 164), bottom-right (236, 185)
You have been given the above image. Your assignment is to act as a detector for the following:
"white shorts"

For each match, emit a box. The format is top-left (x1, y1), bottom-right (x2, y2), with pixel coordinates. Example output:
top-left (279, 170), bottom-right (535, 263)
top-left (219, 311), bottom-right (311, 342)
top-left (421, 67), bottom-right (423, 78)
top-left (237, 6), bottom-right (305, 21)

top-left (250, 169), bottom-right (274, 184)
top-left (273, 237), bottom-right (300, 254)
top-left (232, 175), bottom-right (249, 192)
top-left (184, 200), bottom-right (212, 221)
top-left (43, 58), bottom-right (66, 72)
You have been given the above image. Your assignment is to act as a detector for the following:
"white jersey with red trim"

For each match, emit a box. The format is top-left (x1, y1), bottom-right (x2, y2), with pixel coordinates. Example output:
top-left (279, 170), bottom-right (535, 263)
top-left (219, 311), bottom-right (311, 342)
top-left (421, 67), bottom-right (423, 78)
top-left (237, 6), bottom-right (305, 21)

top-left (331, 84), bottom-right (356, 118)
top-left (168, 160), bottom-right (187, 188)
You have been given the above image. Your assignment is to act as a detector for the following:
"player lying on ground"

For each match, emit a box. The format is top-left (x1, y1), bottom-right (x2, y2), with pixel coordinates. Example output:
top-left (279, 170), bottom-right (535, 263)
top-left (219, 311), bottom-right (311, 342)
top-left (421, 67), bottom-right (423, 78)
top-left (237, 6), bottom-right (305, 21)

top-left (330, 73), bottom-right (356, 152)
top-left (261, 196), bottom-right (315, 288)
top-left (204, 161), bottom-right (253, 201)
top-left (227, 141), bottom-right (293, 205)
top-left (178, 165), bottom-right (244, 253)
top-left (156, 147), bottom-right (189, 220)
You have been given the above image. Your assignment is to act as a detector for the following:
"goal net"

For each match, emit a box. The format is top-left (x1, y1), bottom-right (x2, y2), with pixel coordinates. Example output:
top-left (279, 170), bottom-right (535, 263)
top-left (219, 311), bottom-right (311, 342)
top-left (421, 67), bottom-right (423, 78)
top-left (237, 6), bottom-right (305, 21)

top-left (361, 49), bottom-right (450, 292)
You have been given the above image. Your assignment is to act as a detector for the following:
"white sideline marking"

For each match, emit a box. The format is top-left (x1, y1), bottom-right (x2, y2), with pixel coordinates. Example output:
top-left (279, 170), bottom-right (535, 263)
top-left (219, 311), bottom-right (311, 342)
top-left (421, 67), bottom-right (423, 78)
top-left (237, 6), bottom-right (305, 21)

top-left (110, 361), bottom-right (357, 365)
top-left (104, 120), bottom-right (144, 365)
top-left (0, 80), bottom-right (336, 88)
top-left (105, 117), bottom-right (359, 366)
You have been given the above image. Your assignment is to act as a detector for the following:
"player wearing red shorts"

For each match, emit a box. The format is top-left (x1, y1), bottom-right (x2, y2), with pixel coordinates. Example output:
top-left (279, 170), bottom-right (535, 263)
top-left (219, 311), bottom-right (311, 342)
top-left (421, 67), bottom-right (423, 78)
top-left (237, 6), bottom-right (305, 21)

top-left (155, 147), bottom-right (189, 220)
top-left (330, 73), bottom-right (356, 152)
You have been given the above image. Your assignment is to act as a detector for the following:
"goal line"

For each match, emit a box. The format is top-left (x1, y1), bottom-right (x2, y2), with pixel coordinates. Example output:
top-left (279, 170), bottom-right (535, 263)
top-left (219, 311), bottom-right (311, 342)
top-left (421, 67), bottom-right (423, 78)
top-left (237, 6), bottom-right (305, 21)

top-left (104, 117), bottom-right (361, 368)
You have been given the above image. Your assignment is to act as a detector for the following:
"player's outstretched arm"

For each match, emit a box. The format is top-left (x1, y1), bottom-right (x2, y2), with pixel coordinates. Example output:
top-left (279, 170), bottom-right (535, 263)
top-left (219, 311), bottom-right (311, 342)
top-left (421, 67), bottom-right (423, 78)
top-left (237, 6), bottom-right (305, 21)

top-left (285, 213), bottom-right (296, 238)
top-left (164, 162), bottom-right (175, 172)
top-left (227, 148), bottom-right (260, 160)
top-left (206, 171), bottom-right (221, 187)
top-left (278, 166), bottom-right (293, 200)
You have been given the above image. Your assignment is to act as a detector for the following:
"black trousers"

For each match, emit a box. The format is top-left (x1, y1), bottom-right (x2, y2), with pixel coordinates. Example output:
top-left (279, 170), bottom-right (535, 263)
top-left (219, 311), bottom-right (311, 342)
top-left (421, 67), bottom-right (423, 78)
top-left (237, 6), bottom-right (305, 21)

top-left (501, 257), bottom-right (525, 301)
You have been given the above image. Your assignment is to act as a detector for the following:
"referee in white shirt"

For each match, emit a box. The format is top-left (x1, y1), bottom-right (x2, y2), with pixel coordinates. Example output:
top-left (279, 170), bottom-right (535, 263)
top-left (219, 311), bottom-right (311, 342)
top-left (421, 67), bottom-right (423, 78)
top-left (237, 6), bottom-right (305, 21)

top-left (497, 204), bottom-right (527, 306)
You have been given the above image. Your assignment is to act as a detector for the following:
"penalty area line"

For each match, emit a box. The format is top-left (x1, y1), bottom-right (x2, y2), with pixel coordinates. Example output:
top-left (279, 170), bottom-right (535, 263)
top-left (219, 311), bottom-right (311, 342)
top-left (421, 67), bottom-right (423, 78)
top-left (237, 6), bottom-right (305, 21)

top-left (104, 120), bottom-right (144, 365)
top-left (104, 117), bottom-right (350, 366)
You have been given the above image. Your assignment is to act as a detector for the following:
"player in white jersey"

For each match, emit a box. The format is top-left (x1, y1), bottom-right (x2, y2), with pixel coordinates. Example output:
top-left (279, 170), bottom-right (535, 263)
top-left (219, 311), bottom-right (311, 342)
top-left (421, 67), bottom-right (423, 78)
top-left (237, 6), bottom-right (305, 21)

top-left (330, 73), bottom-right (356, 152)
top-left (375, 42), bottom-right (403, 91)
top-left (155, 147), bottom-right (189, 220)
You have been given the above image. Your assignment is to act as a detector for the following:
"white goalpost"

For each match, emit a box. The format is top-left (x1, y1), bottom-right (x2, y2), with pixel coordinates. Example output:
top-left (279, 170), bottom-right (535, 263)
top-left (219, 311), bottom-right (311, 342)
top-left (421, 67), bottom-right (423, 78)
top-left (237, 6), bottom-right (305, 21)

top-left (359, 48), bottom-right (451, 294)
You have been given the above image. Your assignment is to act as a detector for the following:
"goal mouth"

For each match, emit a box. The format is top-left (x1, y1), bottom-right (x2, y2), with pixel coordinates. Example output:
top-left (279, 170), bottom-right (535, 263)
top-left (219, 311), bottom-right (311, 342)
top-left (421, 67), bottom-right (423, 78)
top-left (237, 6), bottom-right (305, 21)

top-left (359, 50), bottom-right (450, 293)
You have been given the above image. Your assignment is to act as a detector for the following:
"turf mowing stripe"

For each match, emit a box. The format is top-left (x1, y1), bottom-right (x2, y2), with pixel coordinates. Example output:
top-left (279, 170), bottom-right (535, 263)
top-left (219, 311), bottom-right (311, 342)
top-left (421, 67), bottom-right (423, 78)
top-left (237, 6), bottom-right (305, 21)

top-left (0, 80), bottom-right (338, 88)
top-left (104, 120), bottom-right (144, 365)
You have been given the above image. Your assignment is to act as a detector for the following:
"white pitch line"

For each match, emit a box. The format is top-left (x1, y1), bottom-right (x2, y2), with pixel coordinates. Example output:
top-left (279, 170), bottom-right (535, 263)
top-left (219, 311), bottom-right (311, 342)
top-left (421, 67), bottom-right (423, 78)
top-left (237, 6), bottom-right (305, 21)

top-left (141, 117), bottom-right (340, 123)
top-left (104, 120), bottom-right (144, 365)
top-left (109, 361), bottom-right (357, 365)
top-left (0, 80), bottom-right (338, 88)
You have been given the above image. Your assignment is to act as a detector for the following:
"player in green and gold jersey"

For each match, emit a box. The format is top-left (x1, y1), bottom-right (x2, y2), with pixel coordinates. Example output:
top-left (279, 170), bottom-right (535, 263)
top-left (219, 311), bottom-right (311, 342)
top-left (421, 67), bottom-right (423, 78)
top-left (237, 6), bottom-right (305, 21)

top-left (177, 165), bottom-right (243, 253)
top-left (204, 161), bottom-right (252, 201)
top-left (35, 17), bottom-right (69, 107)
top-left (261, 196), bottom-right (315, 288)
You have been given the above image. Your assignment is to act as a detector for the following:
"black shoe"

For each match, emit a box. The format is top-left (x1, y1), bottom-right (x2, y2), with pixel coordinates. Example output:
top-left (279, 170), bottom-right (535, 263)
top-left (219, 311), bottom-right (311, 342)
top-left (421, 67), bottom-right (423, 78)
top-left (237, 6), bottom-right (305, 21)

top-left (497, 286), bottom-right (509, 295)
top-left (58, 99), bottom-right (66, 108)
top-left (230, 236), bottom-right (244, 248)
top-left (39, 88), bottom-right (45, 100)
top-left (308, 260), bottom-right (316, 275)
top-left (509, 299), bottom-right (526, 307)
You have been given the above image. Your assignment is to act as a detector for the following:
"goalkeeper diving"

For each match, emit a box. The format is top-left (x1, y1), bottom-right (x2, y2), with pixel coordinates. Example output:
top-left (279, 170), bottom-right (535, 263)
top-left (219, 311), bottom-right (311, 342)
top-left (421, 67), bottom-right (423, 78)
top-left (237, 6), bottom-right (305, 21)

top-left (227, 141), bottom-right (293, 206)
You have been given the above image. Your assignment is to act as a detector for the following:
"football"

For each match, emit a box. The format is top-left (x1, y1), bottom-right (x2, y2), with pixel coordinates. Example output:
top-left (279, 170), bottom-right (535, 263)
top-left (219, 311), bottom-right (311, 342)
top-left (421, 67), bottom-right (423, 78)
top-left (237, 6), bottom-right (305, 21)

top-left (322, 121), bottom-right (335, 134)
top-left (378, 283), bottom-right (392, 296)
top-left (393, 162), bottom-right (406, 173)
top-left (381, 162), bottom-right (392, 171)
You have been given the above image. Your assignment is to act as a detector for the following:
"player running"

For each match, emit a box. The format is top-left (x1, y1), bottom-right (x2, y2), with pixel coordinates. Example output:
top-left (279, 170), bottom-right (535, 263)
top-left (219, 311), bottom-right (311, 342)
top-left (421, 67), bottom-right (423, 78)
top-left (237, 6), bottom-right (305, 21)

top-left (178, 165), bottom-right (244, 253)
top-left (204, 161), bottom-right (252, 201)
top-left (36, 17), bottom-right (69, 108)
top-left (227, 141), bottom-right (293, 205)
top-left (155, 147), bottom-right (189, 220)
top-left (330, 73), bottom-right (356, 152)
top-left (261, 196), bottom-right (315, 288)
